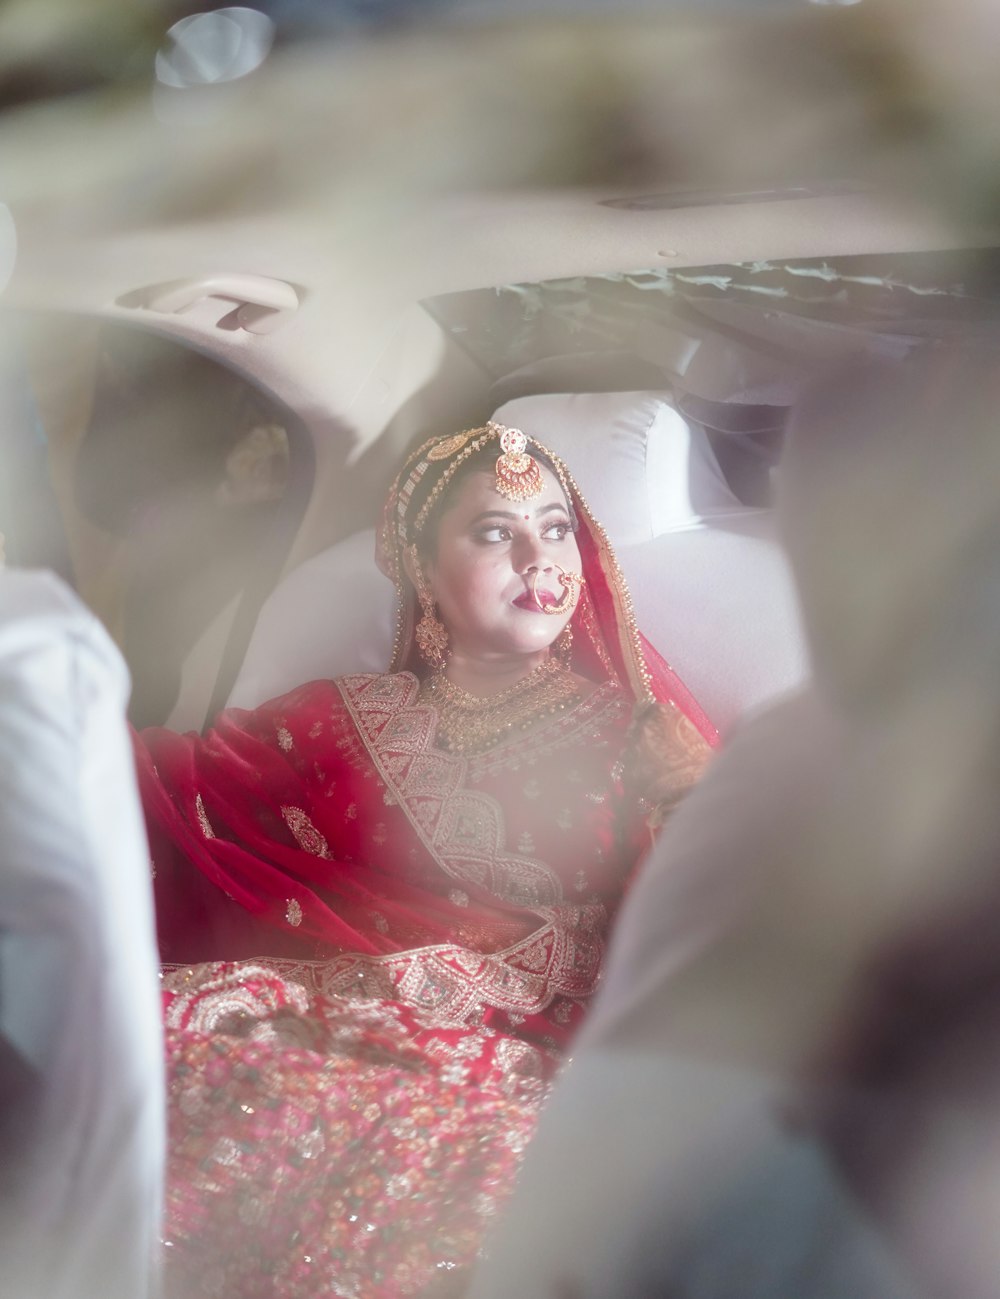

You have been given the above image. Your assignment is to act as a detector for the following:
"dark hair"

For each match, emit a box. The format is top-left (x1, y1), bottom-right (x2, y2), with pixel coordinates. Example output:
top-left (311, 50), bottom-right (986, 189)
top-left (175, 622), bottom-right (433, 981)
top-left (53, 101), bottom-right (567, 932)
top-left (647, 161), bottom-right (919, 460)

top-left (410, 439), bottom-right (577, 558)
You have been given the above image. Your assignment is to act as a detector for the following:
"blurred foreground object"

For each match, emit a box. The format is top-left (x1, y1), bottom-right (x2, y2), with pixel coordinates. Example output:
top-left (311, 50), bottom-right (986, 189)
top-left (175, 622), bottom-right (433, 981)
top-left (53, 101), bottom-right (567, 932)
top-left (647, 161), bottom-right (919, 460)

top-left (0, 571), bottom-right (163, 1299)
top-left (472, 347), bottom-right (1000, 1299)
top-left (0, 203), bottom-right (15, 295)
top-left (2, 0), bottom-right (1000, 237)
top-left (155, 7), bottom-right (276, 90)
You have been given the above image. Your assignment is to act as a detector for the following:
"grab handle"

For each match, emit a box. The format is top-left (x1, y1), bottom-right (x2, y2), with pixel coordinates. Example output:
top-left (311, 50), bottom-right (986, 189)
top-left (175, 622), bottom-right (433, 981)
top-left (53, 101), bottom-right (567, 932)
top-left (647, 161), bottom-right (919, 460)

top-left (137, 274), bottom-right (299, 335)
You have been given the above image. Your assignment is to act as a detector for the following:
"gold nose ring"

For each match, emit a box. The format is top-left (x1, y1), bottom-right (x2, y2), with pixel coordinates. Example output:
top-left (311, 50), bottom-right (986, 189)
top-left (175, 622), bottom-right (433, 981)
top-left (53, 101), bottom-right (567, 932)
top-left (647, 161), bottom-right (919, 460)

top-left (531, 565), bottom-right (584, 615)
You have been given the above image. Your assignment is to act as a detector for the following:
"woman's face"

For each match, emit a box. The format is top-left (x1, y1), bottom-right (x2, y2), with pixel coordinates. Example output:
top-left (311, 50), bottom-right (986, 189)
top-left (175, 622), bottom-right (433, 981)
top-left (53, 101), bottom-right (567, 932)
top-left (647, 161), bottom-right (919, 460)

top-left (424, 465), bottom-right (582, 661)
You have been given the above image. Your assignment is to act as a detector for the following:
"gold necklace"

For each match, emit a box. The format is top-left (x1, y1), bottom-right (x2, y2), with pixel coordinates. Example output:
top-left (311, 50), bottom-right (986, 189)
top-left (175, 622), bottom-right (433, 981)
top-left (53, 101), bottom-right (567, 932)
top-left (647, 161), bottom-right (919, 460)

top-left (418, 657), bottom-right (583, 755)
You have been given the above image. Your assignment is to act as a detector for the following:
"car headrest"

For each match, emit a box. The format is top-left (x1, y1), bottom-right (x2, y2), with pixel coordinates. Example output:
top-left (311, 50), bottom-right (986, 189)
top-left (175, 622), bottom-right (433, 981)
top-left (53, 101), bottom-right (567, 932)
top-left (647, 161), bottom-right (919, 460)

top-left (491, 390), bottom-right (741, 544)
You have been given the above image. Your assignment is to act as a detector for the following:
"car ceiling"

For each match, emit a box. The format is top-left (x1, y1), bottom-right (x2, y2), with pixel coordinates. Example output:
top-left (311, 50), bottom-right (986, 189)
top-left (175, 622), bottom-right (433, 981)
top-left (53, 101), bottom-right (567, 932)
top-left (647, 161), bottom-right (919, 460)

top-left (2, 0), bottom-right (998, 729)
top-left (1, 6), bottom-right (997, 560)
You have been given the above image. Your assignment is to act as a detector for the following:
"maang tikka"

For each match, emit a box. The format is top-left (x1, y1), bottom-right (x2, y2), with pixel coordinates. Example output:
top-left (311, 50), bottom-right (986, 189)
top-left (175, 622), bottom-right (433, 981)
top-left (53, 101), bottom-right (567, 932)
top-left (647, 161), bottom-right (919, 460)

top-left (493, 425), bottom-right (544, 503)
top-left (409, 547), bottom-right (449, 668)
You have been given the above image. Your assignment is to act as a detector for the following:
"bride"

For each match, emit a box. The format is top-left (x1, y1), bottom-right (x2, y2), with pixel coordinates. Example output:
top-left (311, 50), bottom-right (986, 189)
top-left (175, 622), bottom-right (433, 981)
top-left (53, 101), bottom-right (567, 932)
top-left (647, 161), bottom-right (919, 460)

top-left (135, 421), bottom-right (716, 1298)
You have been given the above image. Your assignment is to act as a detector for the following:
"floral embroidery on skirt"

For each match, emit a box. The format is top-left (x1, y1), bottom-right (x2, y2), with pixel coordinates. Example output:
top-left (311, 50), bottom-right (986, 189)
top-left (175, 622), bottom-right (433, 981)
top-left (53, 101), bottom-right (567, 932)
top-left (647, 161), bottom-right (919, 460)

top-left (162, 963), bottom-right (551, 1299)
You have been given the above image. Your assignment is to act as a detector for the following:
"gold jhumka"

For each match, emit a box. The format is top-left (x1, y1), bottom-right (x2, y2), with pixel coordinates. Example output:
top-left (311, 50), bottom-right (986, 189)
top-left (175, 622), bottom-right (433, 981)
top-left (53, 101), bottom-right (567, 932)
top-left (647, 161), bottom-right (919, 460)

top-left (418, 658), bottom-right (583, 755)
top-left (408, 545), bottom-right (449, 668)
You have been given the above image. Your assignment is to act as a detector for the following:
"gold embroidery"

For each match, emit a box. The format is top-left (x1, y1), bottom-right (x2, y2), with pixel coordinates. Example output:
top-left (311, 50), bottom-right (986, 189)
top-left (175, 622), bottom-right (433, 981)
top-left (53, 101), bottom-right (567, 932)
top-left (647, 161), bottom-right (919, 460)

top-left (258, 919), bottom-right (605, 1021)
top-left (276, 725), bottom-right (294, 752)
top-left (577, 582), bottom-right (617, 682)
top-left (281, 806), bottom-right (332, 859)
top-left (333, 673), bottom-right (621, 1019)
top-left (551, 456), bottom-right (654, 702)
top-left (195, 793), bottom-right (215, 839)
top-left (626, 703), bottom-right (713, 825)
top-left (340, 673), bottom-right (563, 908)
top-left (161, 961), bottom-right (311, 1028)
top-left (285, 898), bottom-right (303, 927)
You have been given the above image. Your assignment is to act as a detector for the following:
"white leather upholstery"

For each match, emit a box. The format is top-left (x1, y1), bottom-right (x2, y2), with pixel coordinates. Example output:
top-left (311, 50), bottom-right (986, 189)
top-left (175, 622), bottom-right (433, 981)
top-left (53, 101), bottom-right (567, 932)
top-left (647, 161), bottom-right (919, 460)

top-left (620, 512), bottom-right (810, 733)
top-left (229, 392), bottom-right (809, 732)
top-left (0, 570), bottom-right (163, 1299)
top-left (228, 525), bottom-right (396, 713)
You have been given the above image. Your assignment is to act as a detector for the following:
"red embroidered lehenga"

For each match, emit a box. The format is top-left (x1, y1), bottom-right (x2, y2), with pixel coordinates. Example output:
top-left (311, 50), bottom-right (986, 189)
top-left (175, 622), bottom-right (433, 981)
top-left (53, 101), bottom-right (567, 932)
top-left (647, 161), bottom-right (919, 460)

top-left (136, 430), bottom-right (717, 1298)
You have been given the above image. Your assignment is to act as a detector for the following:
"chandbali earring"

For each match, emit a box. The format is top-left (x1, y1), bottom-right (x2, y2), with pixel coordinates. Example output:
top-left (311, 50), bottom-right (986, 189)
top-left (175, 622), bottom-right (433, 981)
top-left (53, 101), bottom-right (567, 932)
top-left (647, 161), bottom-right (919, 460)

top-left (410, 548), bottom-right (449, 668)
top-left (553, 620), bottom-right (574, 667)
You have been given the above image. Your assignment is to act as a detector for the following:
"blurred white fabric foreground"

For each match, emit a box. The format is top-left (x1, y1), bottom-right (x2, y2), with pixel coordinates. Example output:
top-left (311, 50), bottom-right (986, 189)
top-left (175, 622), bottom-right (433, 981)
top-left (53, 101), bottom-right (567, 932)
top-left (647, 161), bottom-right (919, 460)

top-left (471, 352), bottom-right (1000, 1299)
top-left (471, 685), bottom-right (998, 1298)
top-left (0, 571), bottom-right (163, 1299)
top-left (468, 694), bottom-right (921, 1299)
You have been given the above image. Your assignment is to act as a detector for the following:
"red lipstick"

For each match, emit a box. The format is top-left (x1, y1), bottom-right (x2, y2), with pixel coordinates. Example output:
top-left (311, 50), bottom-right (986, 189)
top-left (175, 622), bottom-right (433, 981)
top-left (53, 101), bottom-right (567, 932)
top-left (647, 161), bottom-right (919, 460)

top-left (513, 590), bottom-right (553, 611)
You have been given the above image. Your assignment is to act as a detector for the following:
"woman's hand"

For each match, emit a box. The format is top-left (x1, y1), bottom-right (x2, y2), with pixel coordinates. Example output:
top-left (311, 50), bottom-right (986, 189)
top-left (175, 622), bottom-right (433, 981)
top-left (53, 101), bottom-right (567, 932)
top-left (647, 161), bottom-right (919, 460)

top-left (625, 701), bottom-right (713, 827)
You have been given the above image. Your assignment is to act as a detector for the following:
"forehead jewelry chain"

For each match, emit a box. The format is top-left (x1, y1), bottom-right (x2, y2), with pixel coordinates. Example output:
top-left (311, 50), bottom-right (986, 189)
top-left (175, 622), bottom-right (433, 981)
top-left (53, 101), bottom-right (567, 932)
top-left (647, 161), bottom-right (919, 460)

top-left (531, 565), bottom-right (584, 615)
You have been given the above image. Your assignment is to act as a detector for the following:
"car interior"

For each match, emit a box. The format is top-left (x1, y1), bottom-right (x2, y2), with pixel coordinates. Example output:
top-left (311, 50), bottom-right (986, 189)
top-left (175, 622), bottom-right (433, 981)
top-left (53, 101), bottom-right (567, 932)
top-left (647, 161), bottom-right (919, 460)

top-left (8, 235), bottom-right (998, 735)
top-left (1, 5), bottom-right (996, 738)
top-left (1, 4), bottom-right (999, 1293)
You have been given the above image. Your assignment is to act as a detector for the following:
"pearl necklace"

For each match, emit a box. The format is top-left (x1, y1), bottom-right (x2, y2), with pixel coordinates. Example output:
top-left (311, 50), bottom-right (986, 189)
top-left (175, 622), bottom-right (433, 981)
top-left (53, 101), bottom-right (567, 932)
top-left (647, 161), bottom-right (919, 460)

top-left (419, 658), bottom-right (582, 755)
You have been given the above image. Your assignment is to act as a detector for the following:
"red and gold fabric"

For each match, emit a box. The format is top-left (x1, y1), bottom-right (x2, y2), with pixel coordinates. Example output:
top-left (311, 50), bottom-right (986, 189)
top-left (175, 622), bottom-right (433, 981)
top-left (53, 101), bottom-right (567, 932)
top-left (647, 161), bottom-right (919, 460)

top-left (136, 425), bottom-right (717, 1297)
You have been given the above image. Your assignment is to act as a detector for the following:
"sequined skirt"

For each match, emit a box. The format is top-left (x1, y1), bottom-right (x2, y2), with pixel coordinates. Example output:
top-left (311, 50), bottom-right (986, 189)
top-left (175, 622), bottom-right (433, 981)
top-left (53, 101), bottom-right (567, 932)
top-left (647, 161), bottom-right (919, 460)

top-left (161, 962), bottom-right (553, 1298)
